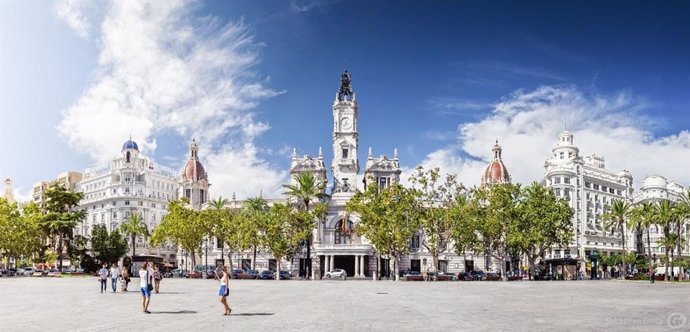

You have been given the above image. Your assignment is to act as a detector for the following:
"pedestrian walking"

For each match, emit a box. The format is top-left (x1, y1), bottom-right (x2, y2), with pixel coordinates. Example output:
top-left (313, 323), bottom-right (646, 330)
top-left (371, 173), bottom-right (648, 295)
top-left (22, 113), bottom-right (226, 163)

top-left (648, 267), bottom-right (655, 284)
top-left (139, 263), bottom-right (152, 314)
top-left (153, 266), bottom-right (162, 294)
top-left (218, 266), bottom-right (231, 315)
top-left (110, 263), bottom-right (120, 293)
top-left (122, 269), bottom-right (130, 292)
top-left (98, 264), bottom-right (108, 293)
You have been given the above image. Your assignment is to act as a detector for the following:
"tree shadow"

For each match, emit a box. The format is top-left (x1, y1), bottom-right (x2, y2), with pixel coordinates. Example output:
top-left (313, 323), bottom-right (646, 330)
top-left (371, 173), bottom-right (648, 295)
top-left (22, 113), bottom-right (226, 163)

top-left (234, 313), bottom-right (274, 316)
top-left (150, 310), bottom-right (197, 314)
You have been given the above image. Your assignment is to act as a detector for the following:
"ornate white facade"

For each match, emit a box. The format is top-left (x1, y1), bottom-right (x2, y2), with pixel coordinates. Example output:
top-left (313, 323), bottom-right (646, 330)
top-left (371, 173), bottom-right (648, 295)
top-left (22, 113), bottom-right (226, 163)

top-left (76, 139), bottom-right (179, 263)
top-left (543, 130), bottom-right (635, 270)
top-left (633, 175), bottom-right (690, 258)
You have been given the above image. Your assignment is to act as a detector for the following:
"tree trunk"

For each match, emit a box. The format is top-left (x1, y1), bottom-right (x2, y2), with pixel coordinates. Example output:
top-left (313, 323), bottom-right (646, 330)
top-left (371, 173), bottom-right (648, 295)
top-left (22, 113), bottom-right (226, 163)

top-left (432, 254), bottom-right (439, 281)
top-left (131, 234), bottom-right (136, 257)
top-left (621, 230), bottom-right (626, 279)
top-left (275, 259), bottom-right (281, 280)
top-left (190, 250), bottom-right (197, 269)
top-left (664, 228), bottom-right (670, 281)
top-left (676, 222), bottom-right (683, 280)
top-left (228, 249), bottom-right (234, 271)
top-left (58, 236), bottom-right (63, 270)
top-left (252, 246), bottom-right (257, 270)
top-left (394, 256), bottom-right (400, 281)
top-left (647, 228), bottom-right (652, 265)
top-left (670, 247), bottom-right (675, 280)
top-left (499, 254), bottom-right (508, 282)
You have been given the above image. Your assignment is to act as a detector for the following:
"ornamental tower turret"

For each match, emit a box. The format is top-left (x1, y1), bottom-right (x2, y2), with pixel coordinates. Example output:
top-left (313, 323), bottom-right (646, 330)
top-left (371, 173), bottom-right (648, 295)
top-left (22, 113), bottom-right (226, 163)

top-left (481, 140), bottom-right (511, 187)
top-left (180, 139), bottom-right (209, 210)
top-left (331, 70), bottom-right (359, 194)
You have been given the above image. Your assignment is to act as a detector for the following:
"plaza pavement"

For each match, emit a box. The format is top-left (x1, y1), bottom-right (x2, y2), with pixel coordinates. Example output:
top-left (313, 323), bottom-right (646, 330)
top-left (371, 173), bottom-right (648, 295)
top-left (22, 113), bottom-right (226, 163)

top-left (0, 276), bottom-right (688, 331)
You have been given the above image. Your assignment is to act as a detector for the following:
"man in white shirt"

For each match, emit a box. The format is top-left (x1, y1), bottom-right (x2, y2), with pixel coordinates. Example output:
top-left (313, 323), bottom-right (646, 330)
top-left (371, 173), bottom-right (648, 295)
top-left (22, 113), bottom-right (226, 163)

top-left (110, 264), bottom-right (120, 293)
top-left (98, 264), bottom-right (108, 294)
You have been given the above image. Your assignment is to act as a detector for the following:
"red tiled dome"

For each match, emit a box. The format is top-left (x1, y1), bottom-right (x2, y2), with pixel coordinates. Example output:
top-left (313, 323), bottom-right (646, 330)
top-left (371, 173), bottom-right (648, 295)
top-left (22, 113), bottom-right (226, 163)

top-left (185, 160), bottom-right (205, 181)
top-left (483, 161), bottom-right (510, 184)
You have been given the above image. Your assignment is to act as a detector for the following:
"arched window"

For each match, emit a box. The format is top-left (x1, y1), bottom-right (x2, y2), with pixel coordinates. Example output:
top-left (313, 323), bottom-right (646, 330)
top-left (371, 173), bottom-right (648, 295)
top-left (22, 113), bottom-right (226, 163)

top-left (126, 151), bottom-right (131, 163)
top-left (335, 218), bottom-right (354, 244)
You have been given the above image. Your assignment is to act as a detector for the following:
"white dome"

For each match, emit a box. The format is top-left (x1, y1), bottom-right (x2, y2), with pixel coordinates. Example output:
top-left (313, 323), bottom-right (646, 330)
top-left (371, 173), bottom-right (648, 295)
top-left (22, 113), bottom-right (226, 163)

top-left (643, 175), bottom-right (667, 189)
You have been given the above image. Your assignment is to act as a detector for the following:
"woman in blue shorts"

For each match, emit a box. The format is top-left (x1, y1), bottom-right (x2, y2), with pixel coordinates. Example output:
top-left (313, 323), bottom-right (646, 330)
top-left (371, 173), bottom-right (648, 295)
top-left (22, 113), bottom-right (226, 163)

top-left (219, 266), bottom-right (231, 315)
top-left (139, 262), bottom-right (152, 313)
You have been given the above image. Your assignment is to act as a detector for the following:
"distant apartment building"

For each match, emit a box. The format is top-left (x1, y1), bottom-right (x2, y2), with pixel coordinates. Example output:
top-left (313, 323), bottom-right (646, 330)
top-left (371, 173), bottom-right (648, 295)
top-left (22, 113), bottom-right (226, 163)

top-left (32, 171), bottom-right (83, 207)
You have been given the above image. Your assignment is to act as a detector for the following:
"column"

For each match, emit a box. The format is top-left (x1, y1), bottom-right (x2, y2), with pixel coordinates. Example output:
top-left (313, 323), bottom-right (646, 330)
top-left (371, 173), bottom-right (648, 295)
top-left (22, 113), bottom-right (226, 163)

top-left (325, 255), bottom-right (330, 273)
top-left (360, 255), bottom-right (365, 278)
top-left (330, 255), bottom-right (335, 272)
top-left (355, 256), bottom-right (360, 277)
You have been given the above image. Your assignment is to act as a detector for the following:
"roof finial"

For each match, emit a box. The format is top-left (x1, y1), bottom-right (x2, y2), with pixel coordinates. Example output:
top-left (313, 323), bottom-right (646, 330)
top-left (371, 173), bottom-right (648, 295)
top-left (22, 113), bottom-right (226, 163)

top-left (368, 147), bottom-right (372, 158)
top-left (394, 148), bottom-right (398, 159)
top-left (232, 191), bottom-right (236, 201)
top-left (259, 189), bottom-right (263, 198)
top-left (318, 147), bottom-right (323, 157)
top-left (292, 147), bottom-right (297, 158)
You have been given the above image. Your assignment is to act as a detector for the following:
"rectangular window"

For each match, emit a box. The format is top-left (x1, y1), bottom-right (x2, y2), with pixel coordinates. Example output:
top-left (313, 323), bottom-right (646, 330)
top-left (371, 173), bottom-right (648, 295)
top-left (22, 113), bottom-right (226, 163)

top-left (564, 177), bottom-right (571, 184)
top-left (113, 212), bottom-right (118, 219)
top-left (554, 177), bottom-right (561, 184)
top-left (378, 177), bottom-right (388, 189)
top-left (125, 201), bottom-right (130, 205)
top-left (593, 184), bottom-right (599, 190)
top-left (410, 234), bottom-right (420, 250)
top-left (585, 182), bottom-right (591, 188)
top-left (341, 148), bottom-right (348, 159)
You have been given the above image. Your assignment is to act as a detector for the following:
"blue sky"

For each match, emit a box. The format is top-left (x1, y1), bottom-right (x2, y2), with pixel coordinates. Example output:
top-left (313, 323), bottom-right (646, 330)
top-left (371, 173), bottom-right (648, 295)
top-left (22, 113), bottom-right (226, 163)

top-left (1, 0), bottom-right (689, 200)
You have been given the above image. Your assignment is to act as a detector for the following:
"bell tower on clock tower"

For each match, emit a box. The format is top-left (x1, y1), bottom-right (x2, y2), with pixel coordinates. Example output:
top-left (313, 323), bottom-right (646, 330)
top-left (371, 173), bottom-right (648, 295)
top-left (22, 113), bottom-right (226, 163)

top-left (331, 70), bottom-right (359, 194)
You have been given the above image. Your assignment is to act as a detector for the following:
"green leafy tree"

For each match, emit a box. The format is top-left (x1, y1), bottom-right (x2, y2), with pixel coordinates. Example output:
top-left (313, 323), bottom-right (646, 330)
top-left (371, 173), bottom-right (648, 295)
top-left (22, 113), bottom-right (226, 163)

top-left (207, 197), bottom-right (236, 269)
top-left (119, 213), bottom-right (148, 257)
top-left (408, 166), bottom-right (464, 278)
top-left (262, 203), bottom-right (314, 280)
top-left (41, 183), bottom-right (85, 270)
top-left (602, 199), bottom-right (632, 279)
top-left (150, 199), bottom-right (207, 269)
top-left (347, 184), bottom-right (421, 281)
top-left (514, 182), bottom-right (573, 280)
top-left (239, 197), bottom-right (269, 270)
top-left (471, 183), bottom-right (522, 281)
top-left (0, 199), bottom-right (44, 269)
top-left (282, 172), bottom-right (330, 279)
top-left (91, 224), bottom-right (128, 264)
top-left (449, 194), bottom-right (478, 264)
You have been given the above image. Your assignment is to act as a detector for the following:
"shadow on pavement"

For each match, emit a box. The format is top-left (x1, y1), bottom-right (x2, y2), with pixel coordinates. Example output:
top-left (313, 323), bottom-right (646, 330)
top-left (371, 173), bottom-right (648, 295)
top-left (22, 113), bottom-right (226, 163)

top-left (233, 313), bottom-right (274, 316)
top-left (150, 310), bottom-right (197, 314)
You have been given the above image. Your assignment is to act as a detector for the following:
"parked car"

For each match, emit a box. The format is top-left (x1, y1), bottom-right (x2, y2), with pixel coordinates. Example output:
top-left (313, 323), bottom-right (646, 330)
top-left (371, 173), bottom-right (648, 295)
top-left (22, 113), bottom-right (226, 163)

top-left (258, 270), bottom-right (275, 280)
top-left (405, 271), bottom-right (424, 281)
top-left (485, 272), bottom-right (501, 281)
top-left (47, 269), bottom-right (62, 277)
top-left (278, 270), bottom-right (292, 280)
top-left (32, 270), bottom-right (44, 277)
top-left (470, 270), bottom-right (486, 281)
top-left (458, 272), bottom-right (474, 281)
top-left (187, 271), bottom-right (203, 279)
top-left (238, 269), bottom-right (259, 279)
top-left (22, 267), bottom-right (35, 276)
top-left (325, 269), bottom-right (347, 279)
top-left (435, 271), bottom-right (456, 281)
top-left (231, 269), bottom-right (244, 279)
top-left (168, 269), bottom-right (187, 278)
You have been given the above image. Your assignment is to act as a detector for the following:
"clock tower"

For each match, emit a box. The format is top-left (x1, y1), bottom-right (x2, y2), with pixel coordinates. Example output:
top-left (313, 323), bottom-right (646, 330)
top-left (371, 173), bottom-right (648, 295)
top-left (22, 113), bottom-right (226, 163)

top-left (331, 70), bottom-right (359, 193)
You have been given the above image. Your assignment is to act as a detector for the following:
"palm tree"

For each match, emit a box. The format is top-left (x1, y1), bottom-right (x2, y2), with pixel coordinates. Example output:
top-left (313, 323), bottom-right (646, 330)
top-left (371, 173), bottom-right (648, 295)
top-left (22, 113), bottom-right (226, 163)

top-left (242, 197), bottom-right (269, 270)
top-left (602, 199), bottom-right (632, 279)
top-left (282, 172), bottom-right (330, 279)
top-left (209, 197), bottom-right (229, 269)
top-left (655, 200), bottom-right (674, 280)
top-left (674, 190), bottom-right (690, 280)
top-left (119, 213), bottom-right (148, 257)
top-left (630, 202), bottom-right (655, 264)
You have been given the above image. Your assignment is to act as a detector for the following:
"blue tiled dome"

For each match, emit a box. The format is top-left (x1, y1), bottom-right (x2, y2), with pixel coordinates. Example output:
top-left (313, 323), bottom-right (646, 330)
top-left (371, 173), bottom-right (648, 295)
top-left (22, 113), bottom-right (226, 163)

top-left (122, 140), bottom-right (139, 151)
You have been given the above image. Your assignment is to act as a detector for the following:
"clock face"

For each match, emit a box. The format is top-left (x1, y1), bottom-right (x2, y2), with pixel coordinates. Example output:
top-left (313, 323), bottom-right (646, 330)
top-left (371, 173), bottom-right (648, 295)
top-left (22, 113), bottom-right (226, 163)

top-left (341, 117), bottom-right (351, 130)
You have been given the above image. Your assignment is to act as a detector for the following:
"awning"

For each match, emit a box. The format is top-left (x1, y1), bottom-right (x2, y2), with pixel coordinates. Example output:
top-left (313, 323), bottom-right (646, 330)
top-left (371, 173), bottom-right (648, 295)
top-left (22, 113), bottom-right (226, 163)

top-left (545, 258), bottom-right (578, 266)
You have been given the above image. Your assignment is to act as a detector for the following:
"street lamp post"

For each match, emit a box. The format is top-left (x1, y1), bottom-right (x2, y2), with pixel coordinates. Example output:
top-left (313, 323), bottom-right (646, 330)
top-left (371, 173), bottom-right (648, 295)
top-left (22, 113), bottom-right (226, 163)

top-left (204, 238), bottom-right (209, 278)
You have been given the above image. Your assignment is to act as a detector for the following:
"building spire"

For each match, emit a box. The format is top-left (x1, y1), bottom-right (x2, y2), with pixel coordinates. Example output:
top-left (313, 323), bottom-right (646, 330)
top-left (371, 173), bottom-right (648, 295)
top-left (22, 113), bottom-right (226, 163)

top-left (393, 148), bottom-right (398, 160)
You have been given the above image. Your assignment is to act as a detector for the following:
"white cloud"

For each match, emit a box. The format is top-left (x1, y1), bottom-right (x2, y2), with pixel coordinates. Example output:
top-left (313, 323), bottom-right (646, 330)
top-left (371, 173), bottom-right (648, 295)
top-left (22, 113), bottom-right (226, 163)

top-left (406, 85), bottom-right (690, 189)
top-left (290, 0), bottom-right (340, 12)
top-left (55, 0), bottom-right (93, 39)
top-left (57, 0), bottom-right (287, 198)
